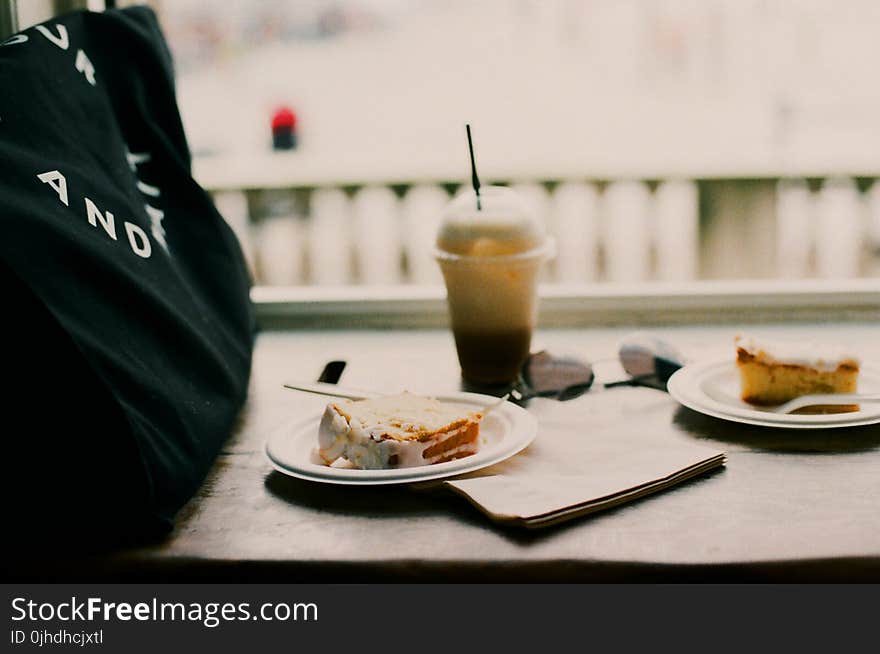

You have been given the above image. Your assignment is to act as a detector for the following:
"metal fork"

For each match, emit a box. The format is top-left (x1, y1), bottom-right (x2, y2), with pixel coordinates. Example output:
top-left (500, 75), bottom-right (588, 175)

top-left (772, 393), bottom-right (880, 414)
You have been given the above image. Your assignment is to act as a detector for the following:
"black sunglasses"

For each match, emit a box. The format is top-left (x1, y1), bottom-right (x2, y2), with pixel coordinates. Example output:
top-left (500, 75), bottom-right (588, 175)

top-left (512, 336), bottom-right (686, 403)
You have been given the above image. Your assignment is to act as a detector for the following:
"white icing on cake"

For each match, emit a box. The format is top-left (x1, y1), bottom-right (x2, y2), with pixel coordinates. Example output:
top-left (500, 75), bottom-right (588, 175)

top-left (316, 392), bottom-right (481, 469)
top-left (735, 334), bottom-right (860, 372)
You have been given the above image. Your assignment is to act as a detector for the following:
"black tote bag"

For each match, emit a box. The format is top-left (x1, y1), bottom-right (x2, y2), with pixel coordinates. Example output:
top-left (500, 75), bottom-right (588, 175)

top-left (0, 7), bottom-right (255, 546)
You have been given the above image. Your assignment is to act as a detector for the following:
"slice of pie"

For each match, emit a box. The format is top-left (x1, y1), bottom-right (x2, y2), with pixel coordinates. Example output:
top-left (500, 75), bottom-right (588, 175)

top-left (317, 392), bottom-right (483, 469)
top-left (735, 334), bottom-right (860, 412)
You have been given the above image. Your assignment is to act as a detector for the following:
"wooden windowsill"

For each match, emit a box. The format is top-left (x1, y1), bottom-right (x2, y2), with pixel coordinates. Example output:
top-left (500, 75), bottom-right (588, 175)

top-left (253, 279), bottom-right (880, 329)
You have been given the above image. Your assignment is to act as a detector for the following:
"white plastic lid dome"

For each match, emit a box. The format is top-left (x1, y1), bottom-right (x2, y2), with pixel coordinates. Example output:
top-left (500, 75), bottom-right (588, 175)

top-left (436, 185), bottom-right (548, 258)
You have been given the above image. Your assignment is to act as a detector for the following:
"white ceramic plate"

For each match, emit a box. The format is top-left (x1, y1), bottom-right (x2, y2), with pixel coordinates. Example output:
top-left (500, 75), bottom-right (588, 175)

top-left (667, 360), bottom-right (880, 429)
top-left (265, 392), bottom-right (538, 485)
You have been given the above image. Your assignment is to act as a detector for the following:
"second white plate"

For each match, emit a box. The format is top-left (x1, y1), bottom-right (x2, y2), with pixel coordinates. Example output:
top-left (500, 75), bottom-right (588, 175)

top-left (265, 392), bottom-right (538, 485)
top-left (667, 360), bottom-right (880, 429)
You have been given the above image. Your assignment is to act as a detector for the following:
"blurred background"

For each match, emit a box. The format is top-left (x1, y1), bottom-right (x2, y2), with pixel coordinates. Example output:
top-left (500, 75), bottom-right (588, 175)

top-left (14, 0), bottom-right (880, 287)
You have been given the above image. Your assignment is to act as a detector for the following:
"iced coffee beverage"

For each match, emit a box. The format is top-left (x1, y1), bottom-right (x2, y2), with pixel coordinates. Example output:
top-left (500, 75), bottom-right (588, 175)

top-left (435, 186), bottom-right (554, 384)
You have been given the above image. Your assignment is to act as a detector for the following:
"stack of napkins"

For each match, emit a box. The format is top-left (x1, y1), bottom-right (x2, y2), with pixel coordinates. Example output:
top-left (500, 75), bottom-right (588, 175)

top-left (435, 390), bottom-right (725, 528)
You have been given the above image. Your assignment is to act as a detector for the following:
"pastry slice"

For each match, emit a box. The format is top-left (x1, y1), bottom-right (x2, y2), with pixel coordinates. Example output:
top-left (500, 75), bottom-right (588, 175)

top-left (735, 334), bottom-right (860, 412)
top-left (317, 392), bottom-right (483, 469)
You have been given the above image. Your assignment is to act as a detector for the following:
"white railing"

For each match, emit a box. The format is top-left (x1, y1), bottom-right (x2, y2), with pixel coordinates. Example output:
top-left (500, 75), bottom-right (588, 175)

top-left (210, 175), bottom-right (880, 287)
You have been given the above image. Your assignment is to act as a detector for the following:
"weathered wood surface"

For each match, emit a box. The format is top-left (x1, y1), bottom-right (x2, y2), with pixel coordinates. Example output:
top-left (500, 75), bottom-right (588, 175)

top-left (16, 324), bottom-right (880, 581)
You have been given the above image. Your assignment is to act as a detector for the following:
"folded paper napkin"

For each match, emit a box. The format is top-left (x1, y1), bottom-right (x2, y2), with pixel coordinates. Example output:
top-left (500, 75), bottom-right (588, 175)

top-left (433, 390), bottom-right (725, 528)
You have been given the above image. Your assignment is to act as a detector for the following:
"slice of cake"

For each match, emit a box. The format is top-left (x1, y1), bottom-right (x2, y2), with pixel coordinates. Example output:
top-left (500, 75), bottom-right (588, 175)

top-left (735, 334), bottom-right (860, 412)
top-left (317, 392), bottom-right (483, 469)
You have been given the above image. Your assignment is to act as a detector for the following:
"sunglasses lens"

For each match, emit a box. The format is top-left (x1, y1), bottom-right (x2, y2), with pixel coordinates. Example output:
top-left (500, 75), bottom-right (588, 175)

top-left (556, 382), bottom-right (594, 401)
top-left (655, 356), bottom-right (683, 383)
top-left (523, 351), bottom-right (595, 397)
top-left (619, 334), bottom-right (685, 378)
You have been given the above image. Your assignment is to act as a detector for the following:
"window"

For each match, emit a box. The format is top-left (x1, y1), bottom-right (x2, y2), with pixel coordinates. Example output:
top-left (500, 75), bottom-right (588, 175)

top-left (12, 1), bottom-right (880, 322)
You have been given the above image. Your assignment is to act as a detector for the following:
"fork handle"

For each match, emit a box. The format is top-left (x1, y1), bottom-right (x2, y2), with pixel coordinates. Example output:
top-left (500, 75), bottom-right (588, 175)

top-left (779, 393), bottom-right (880, 413)
top-left (809, 393), bottom-right (880, 403)
top-left (283, 382), bottom-right (380, 400)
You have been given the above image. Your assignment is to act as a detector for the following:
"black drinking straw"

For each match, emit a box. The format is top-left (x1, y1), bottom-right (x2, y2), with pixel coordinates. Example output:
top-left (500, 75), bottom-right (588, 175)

top-left (466, 124), bottom-right (482, 210)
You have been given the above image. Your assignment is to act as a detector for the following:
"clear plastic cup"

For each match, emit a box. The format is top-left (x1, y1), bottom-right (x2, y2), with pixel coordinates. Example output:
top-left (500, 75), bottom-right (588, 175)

top-left (435, 186), bottom-right (554, 384)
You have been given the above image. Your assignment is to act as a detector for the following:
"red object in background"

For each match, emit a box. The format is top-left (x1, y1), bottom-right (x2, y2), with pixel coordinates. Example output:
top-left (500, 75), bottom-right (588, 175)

top-left (271, 106), bottom-right (297, 130)
top-left (271, 106), bottom-right (297, 150)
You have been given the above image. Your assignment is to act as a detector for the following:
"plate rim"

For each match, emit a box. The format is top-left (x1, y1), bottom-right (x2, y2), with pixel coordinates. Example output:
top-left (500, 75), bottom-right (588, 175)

top-left (668, 359), bottom-right (880, 430)
top-left (677, 360), bottom-right (880, 423)
top-left (264, 391), bottom-right (538, 485)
